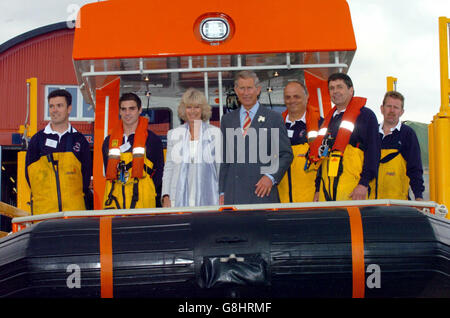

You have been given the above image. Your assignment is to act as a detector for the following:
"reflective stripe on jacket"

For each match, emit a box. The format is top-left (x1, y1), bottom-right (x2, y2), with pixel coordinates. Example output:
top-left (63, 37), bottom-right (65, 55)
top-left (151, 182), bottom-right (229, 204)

top-left (103, 152), bottom-right (156, 209)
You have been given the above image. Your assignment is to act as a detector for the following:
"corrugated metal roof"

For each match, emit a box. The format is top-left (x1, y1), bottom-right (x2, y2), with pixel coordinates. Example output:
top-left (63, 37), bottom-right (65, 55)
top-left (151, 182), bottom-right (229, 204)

top-left (0, 22), bottom-right (70, 54)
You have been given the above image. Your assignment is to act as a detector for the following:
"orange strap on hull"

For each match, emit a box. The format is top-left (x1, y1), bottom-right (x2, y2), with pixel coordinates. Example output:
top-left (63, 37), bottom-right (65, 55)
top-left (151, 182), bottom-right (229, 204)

top-left (97, 210), bottom-right (363, 298)
top-left (347, 207), bottom-right (365, 298)
top-left (99, 217), bottom-right (113, 298)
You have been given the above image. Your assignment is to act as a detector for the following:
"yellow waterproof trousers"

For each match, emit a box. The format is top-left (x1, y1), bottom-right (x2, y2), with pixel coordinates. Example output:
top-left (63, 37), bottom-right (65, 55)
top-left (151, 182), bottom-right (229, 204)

top-left (278, 143), bottom-right (317, 202)
top-left (103, 152), bottom-right (156, 209)
top-left (27, 152), bottom-right (85, 214)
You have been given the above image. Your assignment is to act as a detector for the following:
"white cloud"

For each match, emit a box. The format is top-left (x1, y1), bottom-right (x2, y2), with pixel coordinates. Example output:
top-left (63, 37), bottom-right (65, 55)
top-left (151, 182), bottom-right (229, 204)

top-left (1, 0), bottom-right (448, 124)
top-left (0, 0), bottom-right (94, 45)
top-left (347, 0), bottom-right (447, 124)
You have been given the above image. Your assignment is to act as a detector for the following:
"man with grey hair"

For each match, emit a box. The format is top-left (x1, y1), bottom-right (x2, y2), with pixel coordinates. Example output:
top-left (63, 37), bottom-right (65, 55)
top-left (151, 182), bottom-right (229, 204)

top-left (219, 70), bottom-right (293, 205)
top-left (278, 80), bottom-right (322, 202)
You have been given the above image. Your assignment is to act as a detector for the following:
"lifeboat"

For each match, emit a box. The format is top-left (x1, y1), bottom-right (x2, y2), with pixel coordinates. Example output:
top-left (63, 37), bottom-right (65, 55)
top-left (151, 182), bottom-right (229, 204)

top-left (0, 200), bottom-right (448, 298)
top-left (2, 0), bottom-right (449, 300)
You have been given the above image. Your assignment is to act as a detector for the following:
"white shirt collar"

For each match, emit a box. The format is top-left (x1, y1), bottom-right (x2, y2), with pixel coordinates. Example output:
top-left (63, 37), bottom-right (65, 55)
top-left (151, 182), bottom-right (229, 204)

top-left (333, 107), bottom-right (346, 117)
top-left (240, 102), bottom-right (259, 116)
top-left (285, 112), bottom-right (306, 127)
top-left (379, 121), bottom-right (401, 138)
top-left (44, 122), bottom-right (76, 139)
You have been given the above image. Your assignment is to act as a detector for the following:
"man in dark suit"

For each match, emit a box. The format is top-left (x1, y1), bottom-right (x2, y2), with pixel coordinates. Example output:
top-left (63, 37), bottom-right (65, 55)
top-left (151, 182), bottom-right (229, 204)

top-left (219, 70), bottom-right (293, 205)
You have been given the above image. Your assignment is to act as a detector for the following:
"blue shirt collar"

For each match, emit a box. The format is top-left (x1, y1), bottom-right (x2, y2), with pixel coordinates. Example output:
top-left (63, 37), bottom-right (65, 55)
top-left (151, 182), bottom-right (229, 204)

top-left (240, 102), bottom-right (259, 116)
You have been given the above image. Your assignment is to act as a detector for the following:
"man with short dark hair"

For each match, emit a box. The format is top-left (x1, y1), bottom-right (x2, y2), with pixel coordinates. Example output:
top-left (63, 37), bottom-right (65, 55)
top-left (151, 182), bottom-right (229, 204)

top-left (374, 91), bottom-right (424, 200)
top-left (102, 92), bottom-right (164, 209)
top-left (308, 73), bottom-right (380, 201)
top-left (26, 89), bottom-right (93, 214)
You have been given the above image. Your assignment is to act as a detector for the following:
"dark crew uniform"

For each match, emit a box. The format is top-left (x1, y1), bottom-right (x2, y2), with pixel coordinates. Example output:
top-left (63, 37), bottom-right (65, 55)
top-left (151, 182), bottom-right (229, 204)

top-left (374, 123), bottom-right (424, 200)
top-left (25, 124), bottom-right (93, 213)
top-left (316, 107), bottom-right (380, 200)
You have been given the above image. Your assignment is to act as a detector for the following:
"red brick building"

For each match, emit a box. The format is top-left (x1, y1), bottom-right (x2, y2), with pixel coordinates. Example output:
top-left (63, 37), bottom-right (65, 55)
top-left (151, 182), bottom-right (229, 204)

top-left (0, 22), bottom-right (94, 207)
top-left (0, 21), bottom-right (94, 146)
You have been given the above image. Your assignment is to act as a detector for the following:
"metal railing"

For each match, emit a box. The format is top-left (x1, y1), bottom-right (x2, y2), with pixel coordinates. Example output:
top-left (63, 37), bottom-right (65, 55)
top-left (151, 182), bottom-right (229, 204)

top-left (9, 199), bottom-right (448, 233)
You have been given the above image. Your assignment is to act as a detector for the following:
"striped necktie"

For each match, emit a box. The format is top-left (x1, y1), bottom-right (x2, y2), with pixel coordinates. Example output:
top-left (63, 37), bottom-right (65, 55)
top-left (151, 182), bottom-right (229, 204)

top-left (243, 111), bottom-right (251, 136)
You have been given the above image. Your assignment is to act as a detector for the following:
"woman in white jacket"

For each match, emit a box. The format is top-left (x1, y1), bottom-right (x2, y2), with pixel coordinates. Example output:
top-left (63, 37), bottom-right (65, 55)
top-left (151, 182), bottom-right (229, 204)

top-left (161, 88), bottom-right (221, 207)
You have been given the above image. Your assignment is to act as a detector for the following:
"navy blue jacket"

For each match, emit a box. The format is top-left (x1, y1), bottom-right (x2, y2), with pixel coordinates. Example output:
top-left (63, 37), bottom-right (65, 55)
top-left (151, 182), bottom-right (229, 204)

top-left (380, 123), bottom-right (424, 199)
top-left (25, 127), bottom-right (93, 209)
top-left (315, 107), bottom-right (381, 192)
top-left (285, 117), bottom-right (324, 146)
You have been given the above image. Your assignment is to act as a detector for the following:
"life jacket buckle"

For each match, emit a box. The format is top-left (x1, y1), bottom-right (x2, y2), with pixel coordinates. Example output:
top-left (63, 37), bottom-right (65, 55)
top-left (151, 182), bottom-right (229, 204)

top-left (319, 144), bottom-right (329, 158)
top-left (318, 134), bottom-right (334, 158)
top-left (118, 161), bottom-right (129, 183)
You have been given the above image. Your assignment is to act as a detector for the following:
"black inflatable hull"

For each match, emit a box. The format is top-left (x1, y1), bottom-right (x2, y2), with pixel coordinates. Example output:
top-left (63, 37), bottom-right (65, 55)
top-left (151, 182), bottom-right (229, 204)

top-left (0, 206), bottom-right (449, 298)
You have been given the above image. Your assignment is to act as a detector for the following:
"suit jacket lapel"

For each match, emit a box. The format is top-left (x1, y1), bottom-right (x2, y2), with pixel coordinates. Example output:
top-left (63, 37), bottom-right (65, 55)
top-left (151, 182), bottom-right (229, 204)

top-left (231, 108), bottom-right (241, 128)
top-left (252, 104), bottom-right (268, 130)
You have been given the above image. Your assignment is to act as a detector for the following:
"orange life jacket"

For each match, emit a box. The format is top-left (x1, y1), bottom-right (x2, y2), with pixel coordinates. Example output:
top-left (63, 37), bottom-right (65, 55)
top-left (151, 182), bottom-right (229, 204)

top-left (282, 103), bottom-right (320, 144)
top-left (308, 97), bottom-right (367, 163)
top-left (106, 116), bottom-right (149, 180)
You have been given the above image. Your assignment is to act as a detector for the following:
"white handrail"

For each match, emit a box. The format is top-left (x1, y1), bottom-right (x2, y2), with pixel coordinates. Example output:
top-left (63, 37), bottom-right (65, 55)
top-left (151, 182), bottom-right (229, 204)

top-left (11, 199), bottom-right (446, 225)
top-left (81, 63), bottom-right (349, 78)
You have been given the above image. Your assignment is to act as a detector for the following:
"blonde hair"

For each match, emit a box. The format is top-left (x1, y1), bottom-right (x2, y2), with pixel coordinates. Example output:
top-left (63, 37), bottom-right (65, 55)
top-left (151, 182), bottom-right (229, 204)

top-left (178, 88), bottom-right (212, 122)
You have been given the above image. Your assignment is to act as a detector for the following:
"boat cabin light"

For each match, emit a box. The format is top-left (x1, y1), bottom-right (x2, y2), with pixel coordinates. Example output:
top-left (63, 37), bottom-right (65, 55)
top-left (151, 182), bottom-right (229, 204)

top-left (200, 17), bottom-right (230, 42)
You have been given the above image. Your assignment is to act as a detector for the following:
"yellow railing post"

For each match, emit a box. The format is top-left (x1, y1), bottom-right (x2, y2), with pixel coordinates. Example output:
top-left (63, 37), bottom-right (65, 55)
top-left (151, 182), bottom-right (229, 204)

top-left (17, 151), bottom-right (31, 213)
top-left (17, 78), bottom-right (37, 214)
top-left (26, 77), bottom-right (38, 137)
top-left (438, 17), bottom-right (450, 114)
top-left (386, 76), bottom-right (397, 91)
top-left (429, 16), bottom-right (450, 218)
top-left (428, 123), bottom-right (435, 202)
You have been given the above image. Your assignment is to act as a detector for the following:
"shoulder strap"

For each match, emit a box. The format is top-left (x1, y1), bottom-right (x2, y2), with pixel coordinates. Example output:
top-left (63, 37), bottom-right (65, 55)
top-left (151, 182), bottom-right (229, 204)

top-left (130, 117), bottom-right (149, 179)
top-left (308, 97), bottom-right (366, 162)
top-left (331, 97), bottom-right (366, 153)
top-left (105, 120), bottom-right (125, 180)
top-left (106, 116), bottom-right (149, 180)
top-left (308, 106), bottom-right (336, 162)
top-left (380, 151), bottom-right (401, 164)
top-left (305, 104), bottom-right (320, 143)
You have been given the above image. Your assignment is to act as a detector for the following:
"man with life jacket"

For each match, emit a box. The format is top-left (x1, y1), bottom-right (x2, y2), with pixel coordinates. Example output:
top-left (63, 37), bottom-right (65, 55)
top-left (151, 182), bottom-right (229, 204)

top-left (309, 73), bottom-right (380, 201)
top-left (25, 89), bottom-right (93, 214)
top-left (278, 80), bottom-right (322, 202)
top-left (102, 92), bottom-right (164, 209)
top-left (373, 91), bottom-right (424, 200)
